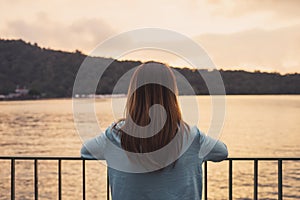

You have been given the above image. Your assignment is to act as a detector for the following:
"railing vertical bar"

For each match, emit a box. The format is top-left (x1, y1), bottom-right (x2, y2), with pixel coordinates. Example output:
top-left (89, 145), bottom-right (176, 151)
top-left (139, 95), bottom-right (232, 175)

top-left (254, 159), bottom-right (258, 200)
top-left (11, 158), bottom-right (15, 200)
top-left (34, 159), bottom-right (38, 200)
top-left (204, 161), bottom-right (208, 200)
top-left (107, 168), bottom-right (110, 200)
top-left (229, 159), bottom-right (232, 200)
top-left (278, 159), bottom-right (283, 200)
top-left (58, 159), bottom-right (62, 200)
top-left (82, 160), bottom-right (85, 200)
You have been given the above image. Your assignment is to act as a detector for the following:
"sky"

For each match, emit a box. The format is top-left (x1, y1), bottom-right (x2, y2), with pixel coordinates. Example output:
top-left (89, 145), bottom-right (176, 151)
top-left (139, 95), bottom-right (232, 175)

top-left (1, 0), bottom-right (300, 73)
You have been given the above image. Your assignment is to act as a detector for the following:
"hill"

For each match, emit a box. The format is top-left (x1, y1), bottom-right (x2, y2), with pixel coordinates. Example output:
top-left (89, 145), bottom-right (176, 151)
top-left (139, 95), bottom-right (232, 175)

top-left (0, 39), bottom-right (299, 98)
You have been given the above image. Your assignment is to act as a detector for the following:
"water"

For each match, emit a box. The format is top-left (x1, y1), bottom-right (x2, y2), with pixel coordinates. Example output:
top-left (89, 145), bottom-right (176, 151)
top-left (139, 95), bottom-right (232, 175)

top-left (0, 95), bottom-right (299, 199)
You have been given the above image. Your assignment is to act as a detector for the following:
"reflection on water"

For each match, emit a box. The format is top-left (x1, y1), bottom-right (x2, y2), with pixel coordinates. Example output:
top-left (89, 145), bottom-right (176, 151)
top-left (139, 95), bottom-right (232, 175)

top-left (0, 96), bottom-right (299, 199)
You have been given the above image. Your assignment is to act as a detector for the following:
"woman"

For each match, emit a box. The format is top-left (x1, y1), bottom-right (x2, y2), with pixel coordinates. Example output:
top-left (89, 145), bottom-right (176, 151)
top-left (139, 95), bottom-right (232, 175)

top-left (81, 62), bottom-right (228, 200)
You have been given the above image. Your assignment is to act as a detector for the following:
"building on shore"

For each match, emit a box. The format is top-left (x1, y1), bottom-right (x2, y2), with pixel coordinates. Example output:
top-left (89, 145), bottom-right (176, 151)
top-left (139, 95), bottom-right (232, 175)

top-left (0, 86), bottom-right (38, 100)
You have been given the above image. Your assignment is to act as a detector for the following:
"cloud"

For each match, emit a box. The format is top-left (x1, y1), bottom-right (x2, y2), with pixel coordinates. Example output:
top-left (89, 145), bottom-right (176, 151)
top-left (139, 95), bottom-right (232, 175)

top-left (206, 0), bottom-right (300, 19)
top-left (1, 13), bottom-right (115, 53)
top-left (194, 24), bottom-right (300, 73)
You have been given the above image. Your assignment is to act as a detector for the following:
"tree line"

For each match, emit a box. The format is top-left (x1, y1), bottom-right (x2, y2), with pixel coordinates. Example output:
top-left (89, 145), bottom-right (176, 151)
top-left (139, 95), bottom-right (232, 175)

top-left (0, 39), bottom-right (299, 98)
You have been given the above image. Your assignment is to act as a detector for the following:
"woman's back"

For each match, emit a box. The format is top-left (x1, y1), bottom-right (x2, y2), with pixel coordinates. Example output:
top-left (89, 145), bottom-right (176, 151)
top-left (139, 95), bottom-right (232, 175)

top-left (81, 123), bottom-right (227, 200)
top-left (108, 126), bottom-right (203, 200)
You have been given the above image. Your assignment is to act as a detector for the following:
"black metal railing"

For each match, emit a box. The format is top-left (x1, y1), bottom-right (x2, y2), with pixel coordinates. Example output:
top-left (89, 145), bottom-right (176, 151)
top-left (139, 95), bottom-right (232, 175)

top-left (0, 157), bottom-right (299, 200)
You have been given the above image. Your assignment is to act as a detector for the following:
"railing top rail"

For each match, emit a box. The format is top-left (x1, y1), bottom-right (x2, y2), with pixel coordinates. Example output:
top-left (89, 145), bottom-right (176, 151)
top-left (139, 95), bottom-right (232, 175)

top-left (0, 156), bottom-right (87, 160)
top-left (0, 156), bottom-right (299, 160)
top-left (226, 157), bottom-right (300, 161)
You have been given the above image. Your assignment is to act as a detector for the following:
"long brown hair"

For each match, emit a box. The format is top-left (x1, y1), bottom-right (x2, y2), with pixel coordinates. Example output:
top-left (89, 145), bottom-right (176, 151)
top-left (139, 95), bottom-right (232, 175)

top-left (114, 62), bottom-right (188, 154)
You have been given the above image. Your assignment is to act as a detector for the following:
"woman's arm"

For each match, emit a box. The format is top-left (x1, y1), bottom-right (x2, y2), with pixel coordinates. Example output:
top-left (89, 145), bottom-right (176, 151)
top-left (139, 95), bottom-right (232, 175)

top-left (80, 133), bottom-right (107, 160)
top-left (198, 130), bottom-right (228, 162)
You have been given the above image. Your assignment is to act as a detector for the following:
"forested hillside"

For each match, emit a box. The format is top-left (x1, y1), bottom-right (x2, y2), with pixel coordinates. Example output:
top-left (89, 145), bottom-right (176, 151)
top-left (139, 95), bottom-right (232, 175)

top-left (0, 39), bottom-right (299, 98)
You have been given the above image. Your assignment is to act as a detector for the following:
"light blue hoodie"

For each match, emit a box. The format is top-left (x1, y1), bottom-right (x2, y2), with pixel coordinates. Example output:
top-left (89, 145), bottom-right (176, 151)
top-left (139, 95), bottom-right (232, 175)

top-left (81, 123), bottom-right (228, 200)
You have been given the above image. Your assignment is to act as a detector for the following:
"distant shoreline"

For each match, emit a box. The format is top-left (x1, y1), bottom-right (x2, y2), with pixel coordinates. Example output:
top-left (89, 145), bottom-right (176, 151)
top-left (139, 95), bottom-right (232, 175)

top-left (1, 94), bottom-right (300, 102)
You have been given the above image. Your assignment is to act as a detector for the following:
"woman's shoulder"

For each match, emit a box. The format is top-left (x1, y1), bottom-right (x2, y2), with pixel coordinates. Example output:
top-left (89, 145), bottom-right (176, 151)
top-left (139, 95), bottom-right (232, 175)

top-left (186, 124), bottom-right (201, 137)
top-left (104, 120), bottom-right (124, 145)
